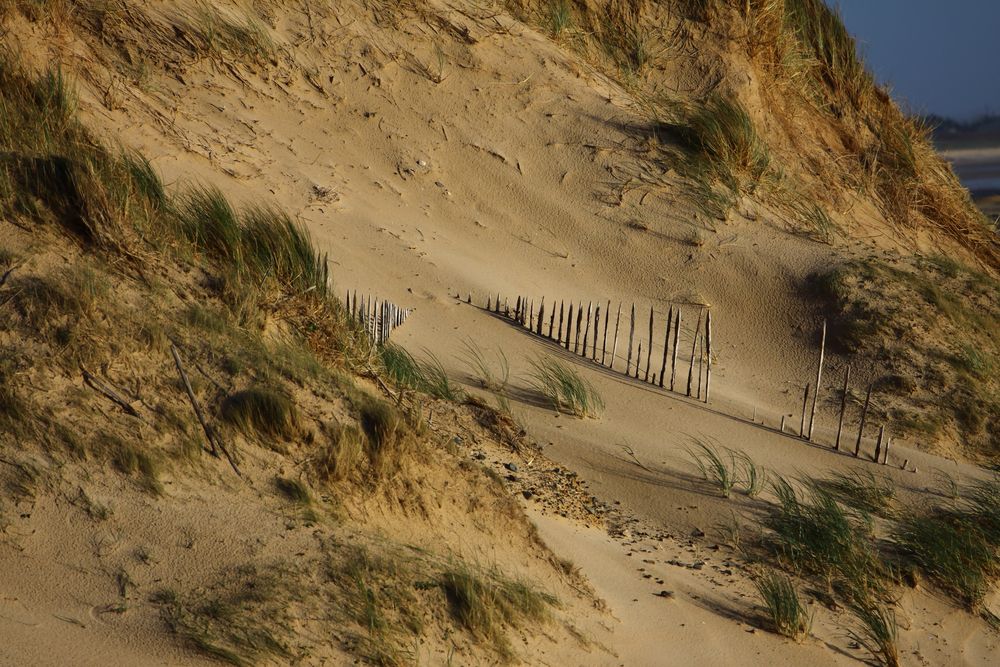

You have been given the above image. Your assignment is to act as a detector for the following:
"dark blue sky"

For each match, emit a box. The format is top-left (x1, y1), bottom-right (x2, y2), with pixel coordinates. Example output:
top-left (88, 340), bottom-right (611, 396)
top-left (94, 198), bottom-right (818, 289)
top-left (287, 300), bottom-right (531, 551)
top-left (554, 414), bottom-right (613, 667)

top-left (837, 1), bottom-right (1000, 120)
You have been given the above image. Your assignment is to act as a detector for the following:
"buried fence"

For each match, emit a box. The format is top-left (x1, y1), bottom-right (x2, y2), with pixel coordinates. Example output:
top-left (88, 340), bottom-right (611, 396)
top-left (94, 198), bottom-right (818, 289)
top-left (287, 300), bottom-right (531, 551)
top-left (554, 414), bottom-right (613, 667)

top-left (345, 290), bottom-right (411, 345)
top-left (473, 292), bottom-right (713, 403)
top-left (472, 291), bottom-right (904, 470)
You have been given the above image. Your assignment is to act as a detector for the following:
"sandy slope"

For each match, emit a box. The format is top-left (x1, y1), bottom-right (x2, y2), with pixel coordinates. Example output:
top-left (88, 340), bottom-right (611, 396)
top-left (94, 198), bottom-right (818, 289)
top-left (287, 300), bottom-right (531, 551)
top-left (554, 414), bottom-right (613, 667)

top-left (7, 1), bottom-right (998, 664)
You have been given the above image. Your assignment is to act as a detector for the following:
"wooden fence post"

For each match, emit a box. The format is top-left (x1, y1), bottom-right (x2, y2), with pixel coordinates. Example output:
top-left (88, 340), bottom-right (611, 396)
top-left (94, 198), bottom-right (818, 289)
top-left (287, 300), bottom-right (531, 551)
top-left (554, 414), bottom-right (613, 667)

top-left (704, 310), bottom-right (712, 403)
top-left (626, 303), bottom-right (636, 376)
top-left (686, 310), bottom-right (703, 397)
top-left (593, 304), bottom-right (601, 361)
top-left (799, 383), bottom-right (810, 437)
top-left (835, 365), bottom-right (851, 451)
top-left (582, 301), bottom-right (592, 357)
top-left (565, 302), bottom-right (574, 350)
top-left (873, 424), bottom-right (885, 463)
top-left (808, 319), bottom-right (827, 441)
top-left (854, 384), bottom-right (873, 458)
top-left (602, 300), bottom-right (611, 365)
top-left (670, 308), bottom-right (681, 391)
top-left (644, 306), bottom-right (654, 382)
top-left (611, 303), bottom-right (622, 371)
top-left (574, 303), bottom-right (583, 354)
top-left (659, 306), bottom-right (672, 389)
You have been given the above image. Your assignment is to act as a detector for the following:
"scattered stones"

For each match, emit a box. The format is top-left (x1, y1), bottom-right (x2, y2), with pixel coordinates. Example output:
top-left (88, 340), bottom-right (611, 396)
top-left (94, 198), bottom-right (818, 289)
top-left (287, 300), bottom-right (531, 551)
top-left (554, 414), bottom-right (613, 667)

top-left (504, 462), bottom-right (518, 473)
top-left (655, 590), bottom-right (675, 599)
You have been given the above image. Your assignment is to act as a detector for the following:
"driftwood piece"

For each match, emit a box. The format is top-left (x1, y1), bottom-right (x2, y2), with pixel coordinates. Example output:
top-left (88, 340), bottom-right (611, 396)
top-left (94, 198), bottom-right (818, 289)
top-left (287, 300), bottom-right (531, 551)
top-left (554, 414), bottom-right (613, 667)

top-left (171, 345), bottom-right (240, 476)
top-left (81, 367), bottom-right (141, 417)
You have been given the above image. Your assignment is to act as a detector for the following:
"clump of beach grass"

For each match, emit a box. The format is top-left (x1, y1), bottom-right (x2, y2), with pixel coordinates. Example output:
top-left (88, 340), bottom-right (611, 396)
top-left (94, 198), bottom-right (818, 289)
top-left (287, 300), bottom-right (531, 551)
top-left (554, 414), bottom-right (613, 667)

top-left (439, 565), bottom-right (555, 658)
top-left (848, 598), bottom-right (900, 667)
top-left (687, 437), bottom-right (738, 497)
top-left (221, 386), bottom-right (299, 441)
top-left (752, 570), bottom-right (811, 641)
top-left (528, 355), bottom-right (603, 417)
top-left (821, 468), bottom-right (896, 518)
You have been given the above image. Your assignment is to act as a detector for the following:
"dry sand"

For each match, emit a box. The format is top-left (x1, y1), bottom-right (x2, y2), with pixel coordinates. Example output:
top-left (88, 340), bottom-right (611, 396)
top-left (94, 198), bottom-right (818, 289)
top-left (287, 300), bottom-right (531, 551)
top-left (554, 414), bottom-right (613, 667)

top-left (3, 1), bottom-right (998, 664)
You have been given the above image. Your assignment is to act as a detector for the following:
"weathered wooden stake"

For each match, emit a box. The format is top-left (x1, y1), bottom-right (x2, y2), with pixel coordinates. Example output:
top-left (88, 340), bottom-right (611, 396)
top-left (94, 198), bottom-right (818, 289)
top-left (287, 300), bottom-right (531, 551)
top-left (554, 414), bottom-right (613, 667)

top-left (582, 301), bottom-right (592, 357)
top-left (873, 424), bottom-right (885, 463)
top-left (807, 319), bottom-right (827, 441)
top-left (854, 384), bottom-right (873, 458)
top-left (799, 383), bottom-right (810, 437)
top-left (626, 303), bottom-right (636, 375)
top-left (611, 303), bottom-right (622, 370)
top-left (659, 306), bottom-right (673, 389)
top-left (834, 365), bottom-right (851, 451)
top-left (635, 341), bottom-right (642, 378)
top-left (696, 333), bottom-right (704, 399)
top-left (503, 297), bottom-right (509, 317)
top-left (670, 308), bottom-right (681, 391)
top-left (602, 300), bottom-right (611, 365)
top-left (548, 301), bottom-right (556, 339)
top-left (780, 414), bottom-right (787, 433)
top-left (593, 304), bottom-right (601, 361)
top-left (883, 437), bottom-right (891, 465)
top-left (574, 303), bottom-right (583, 354)
top-left (704, 310), bottom-right (712, 403)
top-left (686, 310), bottom-right (703, 397)
top-left (537, 298), bottom-right (545, 336)
top-left (644, 306), bottom-right (654, 382)
top-left (565, 302), bottom-right (574, 350)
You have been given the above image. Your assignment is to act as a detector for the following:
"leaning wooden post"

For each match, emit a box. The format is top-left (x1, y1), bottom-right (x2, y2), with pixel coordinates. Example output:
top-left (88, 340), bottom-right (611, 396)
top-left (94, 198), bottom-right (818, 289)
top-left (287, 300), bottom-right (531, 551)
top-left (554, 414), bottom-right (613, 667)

top-left (780, 414), bottom-right (787, 434)
top-left (548, 302), bottom-right (556, 339)
top-left (514, 296), bottom-right (521, 322)
top-left (574, 303), bottom-right (583, 354)
top-left (611, 303), bottom-right (622, 370)
top-left (807, 319), bottom-right (827, 441)
top-left (601, 300), bottom-right (611, 365)
top-left (529, 299), bottom-right (535, 331)
top-left (486, 294), bottom-right (492, 311)
top-left (686, 310), bottom-right (703, 397)
top-left (854, 383), bottom-right (873, 458)
top-left (593, 304), bottom-right (601, 361)
top-left (873, 424), bottom-right (885, 463)
top-left (659, 306), bottom-right (672, 389)
top-left (626, 303), bottom-right (636, 375)
top-left (582, 301), bottom-right (592, 357)
top-left (536, 298), bottom-right (545, 336)
top-left (635, 341), bottom-right (642, 378)
top-left (799, 384), bottom-right (810, 437)
top-left (644, 306), bottom-right (654, 382)
top-left (834, 365), bottom-right (851, 451)
top-left (883, 437), bottom-right (891, 465)
top-left (670, 308), bottom-right (681, 391)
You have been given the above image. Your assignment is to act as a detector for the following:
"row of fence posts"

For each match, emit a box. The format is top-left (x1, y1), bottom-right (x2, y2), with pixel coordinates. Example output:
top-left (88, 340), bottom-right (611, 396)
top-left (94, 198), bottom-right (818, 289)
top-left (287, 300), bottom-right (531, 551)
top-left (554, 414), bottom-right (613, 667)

top-left (472, 292), bottom-right (712, 404)
top-left (781, 319), bottom-right (898, 467)
top-left (346, 290), bottom-right (410, 345)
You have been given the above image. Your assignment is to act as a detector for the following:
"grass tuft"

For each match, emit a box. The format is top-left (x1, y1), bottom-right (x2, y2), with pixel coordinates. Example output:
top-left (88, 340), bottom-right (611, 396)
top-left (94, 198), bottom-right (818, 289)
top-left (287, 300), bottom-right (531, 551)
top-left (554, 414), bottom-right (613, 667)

top-left (848, 598), bottom-right (900, 667)
top-left (275, 476), bottom-right (311, 505)
top-left (752, 570), bottom-right (811, 641)
top-left (440, 565), bottom-right (555, 658)
top-left (687, 438), bottom-right (737, 497)
top-left (221, 387), bottom-right (299, 441)
top-left (821, 468), bottom-right (896, 518)
top-left (528, 355), bottom-right (603, 417)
